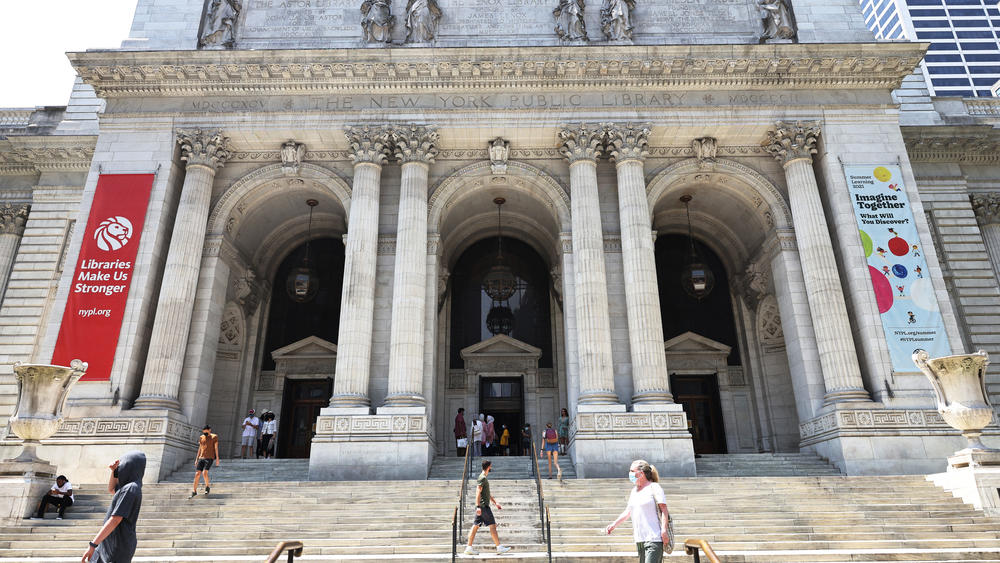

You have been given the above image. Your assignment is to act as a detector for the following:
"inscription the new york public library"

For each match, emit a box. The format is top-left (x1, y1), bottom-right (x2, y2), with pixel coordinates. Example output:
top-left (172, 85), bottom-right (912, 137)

top-left (184, 92), bottom-right (806, 113)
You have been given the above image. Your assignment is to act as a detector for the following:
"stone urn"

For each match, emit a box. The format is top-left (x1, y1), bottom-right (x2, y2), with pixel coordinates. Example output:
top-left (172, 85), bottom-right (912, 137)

top-left (913, 349), bottom-right (994, 453)
top-left (6, 359), bottom-right (87, 464)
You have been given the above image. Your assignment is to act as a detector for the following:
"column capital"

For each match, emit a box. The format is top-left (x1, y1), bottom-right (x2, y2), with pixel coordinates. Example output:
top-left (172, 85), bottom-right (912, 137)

top-left (345, 125), bottom-right (393, 166)
top-left (176, 129), bottom-right (231, 170)
top-left (971, 192), bottom-right (1000, 225)
top-left (0, 203), bottom-right (30, 236)
top-left (391, 124), bottom-right (439, 164)
top-left (558, 123), bottom-right (605, 164)
top-left (762, 121), bottom-right (821, 167)
top-left (606, 123), bottom-right (651, 164)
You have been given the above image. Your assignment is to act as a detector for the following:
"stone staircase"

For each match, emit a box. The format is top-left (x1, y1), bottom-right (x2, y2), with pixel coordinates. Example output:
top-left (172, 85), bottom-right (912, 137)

top-left (5, 471), bottom-right (1000, 561)
top-left (695, 452), bottom-right (843, 476)
top-left (544, 475), bottom-right (1000, 562)
top-left (430, 454), bottom-right (578, 480)
top-left (160, 457), bottom-right (310, 483)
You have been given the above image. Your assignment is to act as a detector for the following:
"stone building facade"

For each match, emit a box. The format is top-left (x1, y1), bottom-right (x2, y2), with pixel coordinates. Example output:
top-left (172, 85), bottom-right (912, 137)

top-left (1, 0), bottom-right (998, 482)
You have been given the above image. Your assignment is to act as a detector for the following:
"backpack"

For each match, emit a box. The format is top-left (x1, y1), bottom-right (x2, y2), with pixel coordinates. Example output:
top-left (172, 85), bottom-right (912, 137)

top-left (545, 428), bottom-right (558, 444)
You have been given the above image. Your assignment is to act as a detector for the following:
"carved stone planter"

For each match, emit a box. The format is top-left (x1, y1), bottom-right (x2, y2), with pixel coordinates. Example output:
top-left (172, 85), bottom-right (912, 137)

top-left (6, 359), bottom-right (87, 465)
top-left (913, 349), bottom-right (994, 453)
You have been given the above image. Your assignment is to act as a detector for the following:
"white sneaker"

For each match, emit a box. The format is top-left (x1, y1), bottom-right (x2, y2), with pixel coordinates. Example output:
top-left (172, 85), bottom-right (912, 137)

top-left (463, 546), bottom-right (479, 555)
top-left (496, 545), bottom-right (511, 554)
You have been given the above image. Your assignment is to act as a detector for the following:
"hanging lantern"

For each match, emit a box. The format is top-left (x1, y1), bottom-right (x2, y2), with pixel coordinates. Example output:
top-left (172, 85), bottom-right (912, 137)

top-left (286, 199), bottom-right (319, 303)
top-left (679, 194), bottom-right (715, 300)
top-left (486, 305), bottom-right (515, 336)
top-left (482, 197), bottom-right (518, 302)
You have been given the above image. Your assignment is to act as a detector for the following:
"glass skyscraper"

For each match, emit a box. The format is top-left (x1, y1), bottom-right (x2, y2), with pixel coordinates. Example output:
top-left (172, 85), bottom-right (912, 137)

top-left (859, 0), bottom-right (1000, 97)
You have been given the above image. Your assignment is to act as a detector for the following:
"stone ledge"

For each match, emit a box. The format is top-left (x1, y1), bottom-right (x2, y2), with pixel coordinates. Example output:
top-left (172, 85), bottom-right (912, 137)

top-left (0, 416), bottom-right (199, 450)
top-left (312, 414), bottom-right (429, 442)
top-left (573, 411), bottom-right (690, 440)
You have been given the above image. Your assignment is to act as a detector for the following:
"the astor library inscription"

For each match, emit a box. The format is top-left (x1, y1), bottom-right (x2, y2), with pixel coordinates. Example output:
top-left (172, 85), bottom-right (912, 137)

top-left (242, 0), bottom-right (358, 39)
top-left (635, 0), bottom-right (757, 36)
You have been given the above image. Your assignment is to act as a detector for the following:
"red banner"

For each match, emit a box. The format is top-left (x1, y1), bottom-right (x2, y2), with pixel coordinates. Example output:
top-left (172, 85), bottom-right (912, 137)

top-left (53, 174), bottom-right (155, 382)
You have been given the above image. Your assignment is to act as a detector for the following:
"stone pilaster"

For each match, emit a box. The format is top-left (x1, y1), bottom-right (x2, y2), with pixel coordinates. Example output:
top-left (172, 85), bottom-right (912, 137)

top-left (0, 203), bottom-right (29, 300)
top-left (382, 125), bottom-right (438, 410)
top-left (972, 192), bottom-right (1000, 284)
top-left (559, 124), bottom-right (619, 406)
top-left (135, 129), bottom-right (230, 411)
top-left (763, 121), bottom-right (869, 405)
top-left (606, 124), bottom-right (672, 406)
top-left (329, 126), bottom-right (392, 410)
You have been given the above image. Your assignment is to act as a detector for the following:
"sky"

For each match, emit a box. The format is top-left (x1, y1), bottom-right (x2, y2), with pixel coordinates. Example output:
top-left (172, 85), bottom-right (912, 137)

top-left (0, 0), bottom-right (138, 108)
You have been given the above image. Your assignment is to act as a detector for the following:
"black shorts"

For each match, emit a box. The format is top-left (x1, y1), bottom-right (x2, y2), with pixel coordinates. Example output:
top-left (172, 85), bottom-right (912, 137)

top-left (473, 505), bottom-right (496, 527)
top-left (196, 458), bottom-right (214, 471)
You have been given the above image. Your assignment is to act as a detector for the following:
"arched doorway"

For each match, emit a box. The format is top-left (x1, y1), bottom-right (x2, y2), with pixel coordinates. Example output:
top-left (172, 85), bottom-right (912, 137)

top-left (648, 160), bottom-right (803, 454)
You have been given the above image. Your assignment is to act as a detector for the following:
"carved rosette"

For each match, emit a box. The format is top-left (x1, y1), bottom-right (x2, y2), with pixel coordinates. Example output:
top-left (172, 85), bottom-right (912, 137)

top-left (391, 124), bottom-right (439, 164)
top-left (762, 121), bottom-right (821, 167)
top-left (558, 124), bottom-right (605, 164)
top-left (176, 129), bottom-right (232, 170)
top-left (0, 203), bottom-right (30, 236)
top-left (606, 123), bottom-right (651, 163)
top-left (345, 125), bottom-right (393, 166)
top-left (971, 192), bottom-right (1000, 225)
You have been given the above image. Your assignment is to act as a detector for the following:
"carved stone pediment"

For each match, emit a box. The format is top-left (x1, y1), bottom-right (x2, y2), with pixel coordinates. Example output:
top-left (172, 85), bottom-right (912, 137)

top-left (664, 331), bottom-right (731, 354)
top-left (271, 335), bottom-right (338, 360)
top-left (461, 334), bottom-right (542, 359)
top-left (271, 335), bottom-right (338, 378)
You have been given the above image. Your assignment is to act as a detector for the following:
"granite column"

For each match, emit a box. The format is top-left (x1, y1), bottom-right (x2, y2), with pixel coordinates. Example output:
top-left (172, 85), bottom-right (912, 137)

top-left (559, 124), bottom-right (619, 406)
top-left (135, 129), bottom-right (230, 410)
top-left (329, 126), bottom-right (392, 410)
top-left (763, 121), bottom-right (869, 405)
top-left (607, 124), bottom-right (672, 406)
top-left (972, 193), bottom-right (1000, 284)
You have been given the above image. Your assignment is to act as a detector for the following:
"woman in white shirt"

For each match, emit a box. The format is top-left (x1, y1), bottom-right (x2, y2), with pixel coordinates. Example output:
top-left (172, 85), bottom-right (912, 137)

top-left (604, 460), bottom-right (673, 562)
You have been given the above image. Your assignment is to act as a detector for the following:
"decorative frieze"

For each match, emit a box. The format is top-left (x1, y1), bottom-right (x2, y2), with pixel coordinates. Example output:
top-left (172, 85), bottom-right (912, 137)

top-left (798, 409), bottom-right (957, 446)
top-left (0, 138), bottom-right (96, 174)
top-left (762, 120), bottom-right (821, 166)
top-left (50, 416), bottom-right (199, 446)
top-left (69, 44), bottom-right (927, 98)
top-left (176, 128), bottom-right (231, 169)
top-left (574, 411), bottom-right (689, 439)
top-left (314, 414), bottom-right (428, 437)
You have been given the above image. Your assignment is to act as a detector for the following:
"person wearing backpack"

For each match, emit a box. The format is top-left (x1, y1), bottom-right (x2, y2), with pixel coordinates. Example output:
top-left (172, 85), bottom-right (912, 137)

top-left (539, 422), bottom-right (562, 480)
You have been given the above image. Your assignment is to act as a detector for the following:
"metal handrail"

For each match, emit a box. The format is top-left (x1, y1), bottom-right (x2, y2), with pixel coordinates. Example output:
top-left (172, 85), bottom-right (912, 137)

top-left (545, 505), bottom-right (552, 562)
top-left (265, 540), bottom-right (303, 563)
top-left (451, 425), bottom-right (473, 562)
top-left (684, 538), bottom-right (721, 563)
top-left (529, 439), bottom-right (552, 562)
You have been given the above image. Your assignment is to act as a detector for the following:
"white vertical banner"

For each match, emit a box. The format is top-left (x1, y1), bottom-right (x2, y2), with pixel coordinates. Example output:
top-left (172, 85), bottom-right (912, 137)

top-left (844, 164), bottom-right (950, 371)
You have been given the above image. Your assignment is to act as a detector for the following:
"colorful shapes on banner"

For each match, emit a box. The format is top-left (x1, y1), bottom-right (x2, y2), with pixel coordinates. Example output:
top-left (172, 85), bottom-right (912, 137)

top-left (891, 264), bottom-right (908, 278)
top-left (869, 265), bottom-right (893, 314)
top-left (873, 166), bottom-right (892, 182)
top-left (910, 278), bottom-right (939, 312)
top-left (888, 235), bottom-right (909, 256)
top-left (859, 230), bottom-right (873, 257)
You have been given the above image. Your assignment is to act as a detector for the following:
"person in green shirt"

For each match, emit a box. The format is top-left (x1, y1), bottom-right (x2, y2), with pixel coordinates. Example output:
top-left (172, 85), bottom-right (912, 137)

top-left (464, 460), bottom-right (512, 556)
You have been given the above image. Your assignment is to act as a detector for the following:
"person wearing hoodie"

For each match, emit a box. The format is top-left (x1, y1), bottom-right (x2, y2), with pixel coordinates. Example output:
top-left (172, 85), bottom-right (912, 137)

top-left (82, 451), bottom-right (146, 563)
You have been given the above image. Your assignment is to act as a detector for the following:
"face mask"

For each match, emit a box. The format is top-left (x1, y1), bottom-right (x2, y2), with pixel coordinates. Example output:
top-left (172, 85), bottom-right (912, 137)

top-left (629, 472), bottom-right (638, 484)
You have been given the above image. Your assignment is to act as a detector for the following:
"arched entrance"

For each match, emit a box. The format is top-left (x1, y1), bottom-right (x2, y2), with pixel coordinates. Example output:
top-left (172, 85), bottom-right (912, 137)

top-left (200, 164), bottom-right (351, 458)
top-left (429, 161), bottom-right (570, 457)
top-left (648, 159), bottom-right (806, 453)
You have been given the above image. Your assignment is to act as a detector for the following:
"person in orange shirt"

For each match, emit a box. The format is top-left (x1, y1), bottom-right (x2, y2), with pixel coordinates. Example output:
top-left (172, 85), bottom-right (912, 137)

top-left (190, 425), bottom-right (220, 498)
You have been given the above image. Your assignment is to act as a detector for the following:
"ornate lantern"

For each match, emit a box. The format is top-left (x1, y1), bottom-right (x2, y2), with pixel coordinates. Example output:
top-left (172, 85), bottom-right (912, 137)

top-left (285, 199), bottom-right (319, 303)
top-left (482, 197), bottom-right (517, 302)
top-left (486, 305), bottom-right (515, 336)
top-left (679, 194), bottom-right (715, 300)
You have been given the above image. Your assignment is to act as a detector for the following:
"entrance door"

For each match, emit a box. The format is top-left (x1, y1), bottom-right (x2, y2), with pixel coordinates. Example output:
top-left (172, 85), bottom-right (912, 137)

top-left (279, 378), bottom-right (332, 459)
top-left (479, 377), bottom-right (524, 455)
top-left (670, 374), bottom-right (727, 454)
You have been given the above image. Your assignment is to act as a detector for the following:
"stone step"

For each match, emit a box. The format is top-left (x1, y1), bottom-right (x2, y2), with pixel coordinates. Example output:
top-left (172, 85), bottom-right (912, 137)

top-left (694, 453), bottom-right (844, 476)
